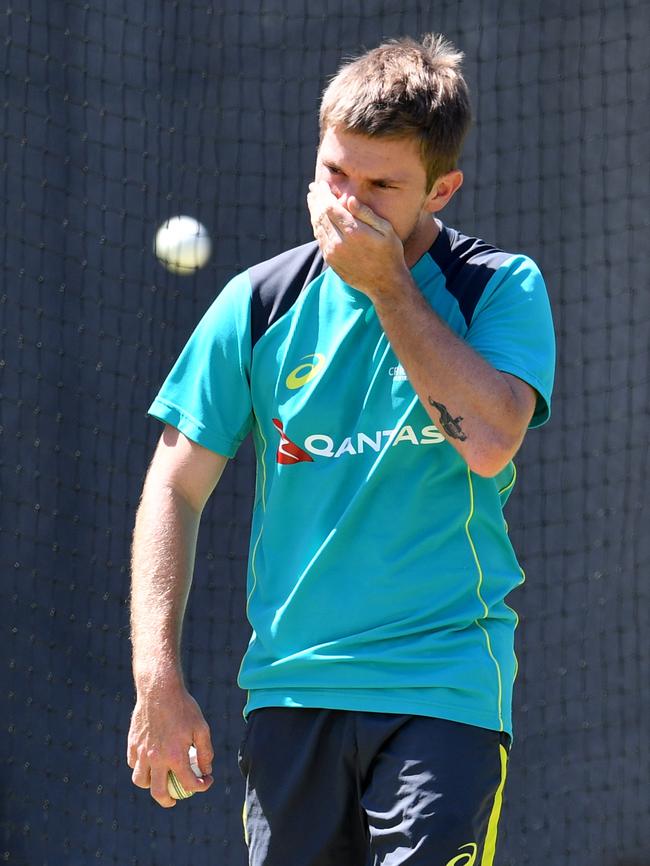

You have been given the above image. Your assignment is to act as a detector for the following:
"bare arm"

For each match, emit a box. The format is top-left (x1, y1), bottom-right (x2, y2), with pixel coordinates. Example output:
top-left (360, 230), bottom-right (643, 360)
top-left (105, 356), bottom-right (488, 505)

top-left (308, 183), bottom-right (537, 476)
top-left (127, 425), bottom-right (228, 807)
top-left (371, 277), bottom-right (537, 476)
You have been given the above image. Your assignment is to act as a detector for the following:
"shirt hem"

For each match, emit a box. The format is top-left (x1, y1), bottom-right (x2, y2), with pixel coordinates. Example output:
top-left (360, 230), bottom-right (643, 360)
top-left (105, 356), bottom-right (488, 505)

top-left (148, 398), bottom-right (242, 458)
top-left (242, 688), bottom-right (511, 737)
top-left (493, 363), bottom-right (551, 427)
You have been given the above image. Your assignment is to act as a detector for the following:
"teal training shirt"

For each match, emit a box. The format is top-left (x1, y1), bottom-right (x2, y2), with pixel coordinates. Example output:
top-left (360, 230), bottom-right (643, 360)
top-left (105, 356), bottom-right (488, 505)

top-left (149, 224), bottom-right (556, 737)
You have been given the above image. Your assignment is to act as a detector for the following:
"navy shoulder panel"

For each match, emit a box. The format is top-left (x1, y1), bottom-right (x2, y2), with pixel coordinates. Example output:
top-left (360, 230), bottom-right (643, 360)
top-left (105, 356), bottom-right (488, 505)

top-left (249, 241), bottom-right (325, 349)
top-left (427, 225), bottom-right (511, 327)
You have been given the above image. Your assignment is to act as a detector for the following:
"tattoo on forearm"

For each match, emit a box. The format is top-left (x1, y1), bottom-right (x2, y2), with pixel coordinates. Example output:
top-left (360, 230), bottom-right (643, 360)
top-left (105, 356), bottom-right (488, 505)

top-left (428, 398), bottom-right (468, 441)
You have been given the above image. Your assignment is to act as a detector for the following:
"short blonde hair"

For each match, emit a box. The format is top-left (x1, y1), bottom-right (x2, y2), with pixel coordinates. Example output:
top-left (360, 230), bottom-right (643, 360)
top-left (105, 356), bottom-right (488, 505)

top-left (319, 34), bottom-right (471, 190)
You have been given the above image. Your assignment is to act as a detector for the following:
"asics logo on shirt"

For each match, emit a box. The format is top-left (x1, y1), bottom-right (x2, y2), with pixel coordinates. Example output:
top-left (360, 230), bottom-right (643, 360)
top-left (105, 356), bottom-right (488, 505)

top-left (272, 421), bottom-right (445, 464)
top-left (445, 843), bottom-right (477, 866)
top-left (285, 353), bottom-right (326, 390)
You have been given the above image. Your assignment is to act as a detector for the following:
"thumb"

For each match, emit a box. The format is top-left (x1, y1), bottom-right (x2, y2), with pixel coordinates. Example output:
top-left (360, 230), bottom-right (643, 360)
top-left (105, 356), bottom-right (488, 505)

top-left (347, 196), bottom-right (388, 233)
top-left (193, 724), bottom-right (214, 775)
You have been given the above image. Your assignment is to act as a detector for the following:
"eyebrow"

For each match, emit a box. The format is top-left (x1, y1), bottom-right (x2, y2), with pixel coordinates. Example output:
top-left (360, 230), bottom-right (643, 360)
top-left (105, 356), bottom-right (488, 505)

top-left (322, 159), bottom-right (404, 186)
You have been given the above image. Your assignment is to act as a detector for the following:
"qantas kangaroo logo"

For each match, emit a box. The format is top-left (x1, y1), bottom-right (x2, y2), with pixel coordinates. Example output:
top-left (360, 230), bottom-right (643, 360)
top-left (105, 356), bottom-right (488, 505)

top-left (272, 419), bottom-right (314, 464)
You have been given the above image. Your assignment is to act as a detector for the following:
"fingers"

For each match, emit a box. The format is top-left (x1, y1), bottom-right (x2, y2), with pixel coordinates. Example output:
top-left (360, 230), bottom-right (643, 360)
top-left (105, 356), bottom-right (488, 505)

top-left (347, 195), bottom-right (390, 233)
top-left (130, 747), bottom-right (175, 806)
top-left (170, 764), bottom-right (214, 799)
top-left (131, 756), bottom-right (151, 789)
top-left (149, 764), bottom-right (177, 809)
top-left (128, 732), bottom-right (214, 806)
top-left (168, 740), bottom-right (214, 796)
top-left (127, 690), bottom-right (215, 808)
top-left (132, 748), bottom-right (213, 807)
top-left (307, 182), bottom-right (357, 237)
top-left (193, 723), bottom-right (214, 776)
top-left (308, 180), bottom-right (341, 212)
top-left (126, 739), bottom-right (137, 770)
top-left (307, 182), bottom-right (389, 247)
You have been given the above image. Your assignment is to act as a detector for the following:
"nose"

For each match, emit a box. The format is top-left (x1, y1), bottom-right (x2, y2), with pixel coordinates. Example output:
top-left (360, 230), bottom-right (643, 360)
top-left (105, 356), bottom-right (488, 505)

top-left (328, 179), bottom-right (355, 207)
top-left (327, 176), bottom-right (357, 207)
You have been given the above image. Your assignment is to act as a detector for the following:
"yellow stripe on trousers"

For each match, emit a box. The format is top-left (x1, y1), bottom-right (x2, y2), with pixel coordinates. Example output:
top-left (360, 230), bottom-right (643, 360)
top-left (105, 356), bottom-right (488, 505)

top-left (481, 743), bottom-right (509, 866)
top-left (242, 799), bottom-right (249, 846)
top-left (240, 743), bottom-right (508, 861)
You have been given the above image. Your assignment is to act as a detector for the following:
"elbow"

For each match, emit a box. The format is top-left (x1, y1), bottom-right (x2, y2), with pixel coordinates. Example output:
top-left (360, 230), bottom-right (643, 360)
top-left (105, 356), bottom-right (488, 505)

top-left (465, 435), bottom-right (520, 478)
top-left (468, 456), bottom-right (511, 478)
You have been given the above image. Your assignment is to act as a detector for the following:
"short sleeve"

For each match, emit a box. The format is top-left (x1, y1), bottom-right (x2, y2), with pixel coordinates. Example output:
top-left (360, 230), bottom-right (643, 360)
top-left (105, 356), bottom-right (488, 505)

top-left (466, 255), bottom-right (556, 427)
top-left (148, 271), bottom-right (253, 456)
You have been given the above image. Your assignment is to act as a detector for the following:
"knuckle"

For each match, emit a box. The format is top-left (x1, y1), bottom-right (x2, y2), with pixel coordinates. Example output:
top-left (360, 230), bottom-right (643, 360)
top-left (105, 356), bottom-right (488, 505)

top-left (131, 770), bottom-right (150, 789)
top-left (150, 785), bottom-right (174, 808)
top-left (154, 795), bottom-right (175, 809)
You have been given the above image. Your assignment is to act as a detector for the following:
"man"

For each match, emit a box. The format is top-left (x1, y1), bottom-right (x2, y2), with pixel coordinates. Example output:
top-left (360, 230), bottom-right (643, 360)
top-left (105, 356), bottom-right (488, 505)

top-left (128, 34), bottom-right (555, 866)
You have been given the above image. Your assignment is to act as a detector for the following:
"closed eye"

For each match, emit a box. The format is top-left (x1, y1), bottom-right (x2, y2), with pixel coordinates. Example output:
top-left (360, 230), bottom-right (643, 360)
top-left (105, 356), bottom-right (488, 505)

top-left (322, 162), bottom-right (398, 189)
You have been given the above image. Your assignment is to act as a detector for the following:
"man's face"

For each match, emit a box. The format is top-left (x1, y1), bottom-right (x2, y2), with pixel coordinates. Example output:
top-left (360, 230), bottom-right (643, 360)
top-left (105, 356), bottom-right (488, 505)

top-left (314, 125), bottom-right (436, 253)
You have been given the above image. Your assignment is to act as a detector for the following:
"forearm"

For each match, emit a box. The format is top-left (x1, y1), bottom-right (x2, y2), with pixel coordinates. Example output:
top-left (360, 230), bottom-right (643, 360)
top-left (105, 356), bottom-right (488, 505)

top-left (373, 274), bottom-right (526, 476)
top-left (306, 183), bottom-right (535, 476)
top-left (130, 481), bottom-right (201, 692)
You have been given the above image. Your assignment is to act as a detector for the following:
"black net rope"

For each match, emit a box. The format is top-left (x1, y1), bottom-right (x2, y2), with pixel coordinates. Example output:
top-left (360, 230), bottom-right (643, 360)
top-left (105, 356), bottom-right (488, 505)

top-left (2, 2), bottom-right (649, 864)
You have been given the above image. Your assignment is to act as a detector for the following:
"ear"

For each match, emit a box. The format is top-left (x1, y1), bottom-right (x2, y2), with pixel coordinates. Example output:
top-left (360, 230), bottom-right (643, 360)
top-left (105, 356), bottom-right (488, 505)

top-left (425, 170), bottom-right (464, 214)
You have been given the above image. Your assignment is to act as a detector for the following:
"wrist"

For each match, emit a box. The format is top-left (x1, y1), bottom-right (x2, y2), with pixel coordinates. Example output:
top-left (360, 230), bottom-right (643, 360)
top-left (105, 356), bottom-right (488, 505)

top-left (372, 269), bottom-right (418, 314)
top-left (133, 659), bottom-right (185, 696)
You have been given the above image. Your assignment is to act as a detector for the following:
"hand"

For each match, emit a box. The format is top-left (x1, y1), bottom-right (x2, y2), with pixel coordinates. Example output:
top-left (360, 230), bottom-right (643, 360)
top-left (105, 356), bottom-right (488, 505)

top-left (307, 182), bottom-right (409, 299)
top-left (127, 681), bottom-right (214, 808)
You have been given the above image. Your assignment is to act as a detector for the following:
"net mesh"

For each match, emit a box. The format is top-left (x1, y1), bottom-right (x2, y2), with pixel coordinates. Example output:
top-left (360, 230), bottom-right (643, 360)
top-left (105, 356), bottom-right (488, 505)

top-left (2, 1), bottom-right (649, 864)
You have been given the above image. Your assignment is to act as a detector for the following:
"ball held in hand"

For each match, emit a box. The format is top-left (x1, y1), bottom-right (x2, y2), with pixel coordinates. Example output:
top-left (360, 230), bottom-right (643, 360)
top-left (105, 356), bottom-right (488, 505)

top-left (167, 745), bottom-right (203, 800)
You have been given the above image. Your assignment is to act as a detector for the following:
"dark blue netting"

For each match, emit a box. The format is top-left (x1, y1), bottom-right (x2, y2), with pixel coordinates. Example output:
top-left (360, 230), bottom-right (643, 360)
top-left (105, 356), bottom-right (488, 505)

top-left (2, 2), bottom-right (649, 864)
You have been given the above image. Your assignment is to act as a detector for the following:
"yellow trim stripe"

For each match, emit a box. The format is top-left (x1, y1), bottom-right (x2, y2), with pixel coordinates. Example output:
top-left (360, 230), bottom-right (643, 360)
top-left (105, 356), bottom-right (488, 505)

top-left (242, 799), bottom-right (249, 846)
top-left (237, 424), bottom-right (269, 710)
top-left (464, 466), bottom-right (504, 731)
top-left (510, 561), bottom-right (525, 683)
top-left (481, 744), bottom-right (509, 866)
top-left (500, 463), bottom-right (525, 684)
top-left (497, 462), bottom-right (517, 497)
top-left (246, 424), bottom-right (269, 615)
top-left (248, 426), bottom-right (268, 606)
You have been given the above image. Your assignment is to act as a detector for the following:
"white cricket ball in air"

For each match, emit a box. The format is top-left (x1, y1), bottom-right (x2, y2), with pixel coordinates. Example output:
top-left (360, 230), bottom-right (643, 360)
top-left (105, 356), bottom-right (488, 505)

top-left (167, 745), bottom-right (203, 800)
top-left (154, 215), bottom-right (212, 274)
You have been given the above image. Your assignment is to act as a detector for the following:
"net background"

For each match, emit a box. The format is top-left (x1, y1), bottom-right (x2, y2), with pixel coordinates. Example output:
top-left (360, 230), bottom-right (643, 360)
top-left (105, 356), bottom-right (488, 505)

top-left (1, 1), bottom-right (649, 864)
